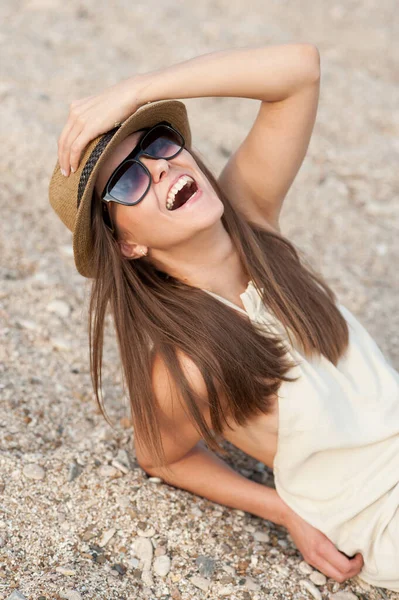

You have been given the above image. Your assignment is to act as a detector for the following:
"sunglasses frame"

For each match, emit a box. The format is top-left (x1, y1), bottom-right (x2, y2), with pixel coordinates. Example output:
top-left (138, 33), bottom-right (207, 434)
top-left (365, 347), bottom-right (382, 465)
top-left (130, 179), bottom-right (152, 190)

top-left (100, 121), bottom-right (185, 233)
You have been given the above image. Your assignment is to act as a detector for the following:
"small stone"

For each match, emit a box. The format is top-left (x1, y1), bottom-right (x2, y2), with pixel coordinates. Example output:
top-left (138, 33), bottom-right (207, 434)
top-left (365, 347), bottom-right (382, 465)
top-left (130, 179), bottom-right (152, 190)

top-left (233, 509), bottom-right (245, 516)
top-left (190, 506), bottom-right (203, 517)
top-left (354, 576), bottom-right (372, 591)
top-left (98, 528), bottom-right (116, 547)
top-left (97, 465), bottom-right (119, 477)
top-left (154, 545), bottom-right (166, 557)
top-left (298, 560), bottom-right (314, 574)
top-left (0, 534), bottom-right (7, 548)
top-left (275, 565), bottom-right (289, 577)
top-left (137, 526), bottom-right (156, 537)
top-left (115, 494), bottom-right (131, 508)
top-left (218, 585), bottom-right (233, 596)
top-left (132, 537), bottom-right (153, 569)
top-left (47, 299), bottom-right (71, 317)
top-left (196, 555), bottom-right (216, 578)
top-left (56, 567), bottom-right (76, 576)
top-left (243, 576), bottom-right (260, 591)
top-left (16, 319), bottom-right (40, 331)
top-left (310, 571), bottom-right (327, 585)
top-left (52, 338), bottom-right (72, 351)
top-left (59, 591), bottom-right (83, 600)
top-left (153, 554), bottom-right (171, 576)
top-left (68, 462), bottom-right (83, 482)
top-left (111, 459), bottom-right (129, 474)
top-left (111, 563), bottom-right (127, 575)
top-left (189, 575), bottom-right (211, 591)
top-left (330, 593), bottom-right (359, 600)
top-left (148, 477), bottom-right (162, 483)
top-left (300, 579), bottom-right (322, 600)
top-left (6, 592), bottom-right (28, 600)
top-left (22, 463), bottom-right (45, 480)
top-left (126, 557), bottom-right (140, 569)
top-left (253, 530), bottom-right (270, 542)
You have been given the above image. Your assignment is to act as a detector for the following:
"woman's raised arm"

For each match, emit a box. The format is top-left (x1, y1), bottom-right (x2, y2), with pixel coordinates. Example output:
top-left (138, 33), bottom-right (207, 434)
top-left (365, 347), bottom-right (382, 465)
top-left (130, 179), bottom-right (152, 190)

top-left (58, 43), bottom-right (319, 178)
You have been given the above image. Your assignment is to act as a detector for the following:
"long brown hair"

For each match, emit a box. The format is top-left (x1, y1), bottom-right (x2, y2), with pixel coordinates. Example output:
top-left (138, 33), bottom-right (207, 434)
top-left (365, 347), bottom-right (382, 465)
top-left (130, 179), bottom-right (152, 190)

top-left (88, 146), bottom-right (349, 471)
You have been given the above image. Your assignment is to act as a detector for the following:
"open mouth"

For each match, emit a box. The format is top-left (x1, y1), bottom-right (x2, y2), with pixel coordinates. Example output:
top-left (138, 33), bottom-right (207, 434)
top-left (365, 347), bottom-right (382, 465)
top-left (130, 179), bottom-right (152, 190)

top-left (166, 176), bottom-right (198, 211)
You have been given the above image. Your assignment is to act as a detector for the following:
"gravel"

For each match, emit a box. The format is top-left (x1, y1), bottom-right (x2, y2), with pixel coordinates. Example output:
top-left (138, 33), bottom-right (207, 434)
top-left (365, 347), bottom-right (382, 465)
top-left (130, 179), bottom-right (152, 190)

top-left (1, 0), bottom-right (398, 598)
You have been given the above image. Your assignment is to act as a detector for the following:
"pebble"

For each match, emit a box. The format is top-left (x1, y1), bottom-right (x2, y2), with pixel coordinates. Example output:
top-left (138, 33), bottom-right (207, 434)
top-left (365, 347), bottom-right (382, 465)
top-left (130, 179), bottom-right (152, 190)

top-left (300, 579), bottom-right (322, 599)
top-left (47, 299), bottom-right (71, 317)
top-left (275, 565), bottom-right (289, 577)
top-left (196, 555), bottom-right (216, 578)
top-left (354, 577), bottom-right (372, 591)
top-left (111, 459), bottom-right (129, 474)
top-left (309, 571), bottom-right (327, 585)
top-left (189, 575), bottom-right (211, 591)
top-left (154, 545), bottom-right (166, 556)
top-left (55, 567), bottom-right (76, 576)
top-left (68, 462), bottom-right (83, 482)
top-left (22, 463), bottom-right (45, 480)
top-left (125, 557), bottom-right (139, 569)
top-left (253, 530), bottom-right (270, 542)
top-left (51, 337), bottom-right (72, 351)
top-left (15, 319), bottom-right (40, 331)
top-left (298, 560), bottom-right (314, 574)
top-left (98, 528), bottom-right (116, 547)
top-left (330, 593), bottom-right (359, 600)
top-left (0, 534), bottom-right (7, 548)
top-left (137, 526), bottom-right (156, 537)
top-left (115, 494), bottom-right (131, 508)
top-left (148, 476), bottom-right (162, 483)
top-left (97, 464), bottom-right (119, 478)
top-left (218, 585), bottom-right (233, 597)
top-left (59, 591), bottom-right (83, 600)
top-left (6, 592), bottom-right (28, 600)
top-left (153, 554), bottom-right (171, 576)
top-left (132, 537), bottom-right (153, 569)
top-left (190, 506), bottom-right (203, 517)
top-left (243, 576), bottom-right (260, 591)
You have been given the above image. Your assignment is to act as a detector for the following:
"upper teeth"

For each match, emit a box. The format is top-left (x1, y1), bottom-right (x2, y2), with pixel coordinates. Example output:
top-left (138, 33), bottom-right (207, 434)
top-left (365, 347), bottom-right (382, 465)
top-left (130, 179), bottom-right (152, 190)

top-left (166, 175), bottom-right (195, 210)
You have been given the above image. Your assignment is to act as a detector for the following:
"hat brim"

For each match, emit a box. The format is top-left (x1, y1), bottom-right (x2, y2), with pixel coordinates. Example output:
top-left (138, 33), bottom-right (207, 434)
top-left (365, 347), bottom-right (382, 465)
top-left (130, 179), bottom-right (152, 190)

top-left (73, 99), bottom-right (192, 278)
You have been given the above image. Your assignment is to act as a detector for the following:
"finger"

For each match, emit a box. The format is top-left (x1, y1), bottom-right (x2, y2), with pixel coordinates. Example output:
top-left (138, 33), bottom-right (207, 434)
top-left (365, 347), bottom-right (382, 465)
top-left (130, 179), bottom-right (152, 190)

top-left (69, 128), bottom-right (92, 174)
top-left (317, 547), bottom-right (364, 583)
top-left (60, 121), bottom-right (85, 176)
top-left (58, 118), bottom-right (76, 173)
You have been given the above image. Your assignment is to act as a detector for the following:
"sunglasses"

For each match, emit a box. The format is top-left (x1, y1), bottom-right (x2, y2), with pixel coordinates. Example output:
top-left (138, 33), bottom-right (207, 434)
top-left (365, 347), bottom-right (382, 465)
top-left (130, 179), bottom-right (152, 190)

top-left (100, 121), bottom-right (185, 233)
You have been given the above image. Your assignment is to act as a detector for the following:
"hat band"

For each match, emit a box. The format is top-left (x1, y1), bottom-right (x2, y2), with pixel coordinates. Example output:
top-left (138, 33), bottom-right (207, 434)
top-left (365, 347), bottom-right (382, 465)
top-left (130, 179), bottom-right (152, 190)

top-left (77, 126), bottom-right (120, 210)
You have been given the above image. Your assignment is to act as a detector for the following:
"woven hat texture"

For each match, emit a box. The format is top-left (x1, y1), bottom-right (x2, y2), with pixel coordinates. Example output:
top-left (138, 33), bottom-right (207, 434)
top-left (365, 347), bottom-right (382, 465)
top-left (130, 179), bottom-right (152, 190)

top-left (48, 99), bottom-right (192, 278)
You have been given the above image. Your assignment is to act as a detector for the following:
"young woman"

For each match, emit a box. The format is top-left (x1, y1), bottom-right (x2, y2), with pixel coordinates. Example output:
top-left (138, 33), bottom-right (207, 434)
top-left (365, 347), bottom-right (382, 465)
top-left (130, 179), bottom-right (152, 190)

top-left (50, 45), bottom-right (399, 591)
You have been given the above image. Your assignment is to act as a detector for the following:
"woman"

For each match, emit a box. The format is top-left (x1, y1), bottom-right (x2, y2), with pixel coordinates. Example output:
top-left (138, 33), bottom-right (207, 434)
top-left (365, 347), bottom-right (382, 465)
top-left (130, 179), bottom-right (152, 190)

top-left (49, 45), bottom-right (399, 591)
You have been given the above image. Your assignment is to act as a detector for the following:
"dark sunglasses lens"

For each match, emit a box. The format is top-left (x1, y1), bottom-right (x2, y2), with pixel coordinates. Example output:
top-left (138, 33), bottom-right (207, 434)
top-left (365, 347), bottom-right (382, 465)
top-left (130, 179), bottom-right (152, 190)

top-left (142, 125), bottom-right (183, 158)
top-left (108, 161), bottom-right (149, 204)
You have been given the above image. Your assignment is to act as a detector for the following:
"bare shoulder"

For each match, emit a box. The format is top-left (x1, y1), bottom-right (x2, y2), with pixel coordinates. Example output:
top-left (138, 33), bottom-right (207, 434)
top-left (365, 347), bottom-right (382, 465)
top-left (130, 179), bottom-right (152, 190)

top-left (135, 350), bottom-right (209, 470)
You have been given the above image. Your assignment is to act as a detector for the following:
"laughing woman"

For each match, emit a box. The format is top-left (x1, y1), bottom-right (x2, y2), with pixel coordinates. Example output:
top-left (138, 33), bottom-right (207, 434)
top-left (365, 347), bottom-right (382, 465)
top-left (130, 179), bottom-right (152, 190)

top-left (49, 44), bottom-right (399, 591)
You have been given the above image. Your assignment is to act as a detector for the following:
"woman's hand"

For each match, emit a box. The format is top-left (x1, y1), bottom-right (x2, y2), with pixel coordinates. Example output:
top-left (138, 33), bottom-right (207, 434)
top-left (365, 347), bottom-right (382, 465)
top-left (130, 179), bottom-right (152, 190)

top-left (282, 506), bottom-right (364, 583)
top-left (57, 76), bottom-right (144, 177)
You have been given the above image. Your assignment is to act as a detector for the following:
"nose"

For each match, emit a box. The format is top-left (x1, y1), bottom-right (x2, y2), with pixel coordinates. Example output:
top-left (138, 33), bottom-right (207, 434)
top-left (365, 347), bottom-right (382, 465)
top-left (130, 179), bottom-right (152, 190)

top-left (140, 156), bottom-right (170, 185)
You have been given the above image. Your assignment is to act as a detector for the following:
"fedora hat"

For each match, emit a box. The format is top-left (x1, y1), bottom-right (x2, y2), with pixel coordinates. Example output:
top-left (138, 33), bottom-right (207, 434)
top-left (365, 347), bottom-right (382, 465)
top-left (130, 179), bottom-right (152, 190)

top-left (48, 99), bottom-right (192, 278)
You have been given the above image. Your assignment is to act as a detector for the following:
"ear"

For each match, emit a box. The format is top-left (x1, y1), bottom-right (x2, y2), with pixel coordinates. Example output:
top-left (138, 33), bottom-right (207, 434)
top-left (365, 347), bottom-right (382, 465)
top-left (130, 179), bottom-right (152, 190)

top-left (119, 241), bottom-right (146, 260)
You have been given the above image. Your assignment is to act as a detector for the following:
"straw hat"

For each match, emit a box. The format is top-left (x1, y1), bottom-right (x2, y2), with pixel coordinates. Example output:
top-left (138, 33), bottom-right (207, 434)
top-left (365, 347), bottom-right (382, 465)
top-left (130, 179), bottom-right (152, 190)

top-left (48, 99), bottom-right (192, 278)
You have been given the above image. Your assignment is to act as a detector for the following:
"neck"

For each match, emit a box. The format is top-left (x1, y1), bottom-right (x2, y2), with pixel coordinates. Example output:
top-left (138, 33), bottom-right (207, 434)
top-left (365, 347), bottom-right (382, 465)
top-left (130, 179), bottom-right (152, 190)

top-left (150, 221), bottom-right (250, 297)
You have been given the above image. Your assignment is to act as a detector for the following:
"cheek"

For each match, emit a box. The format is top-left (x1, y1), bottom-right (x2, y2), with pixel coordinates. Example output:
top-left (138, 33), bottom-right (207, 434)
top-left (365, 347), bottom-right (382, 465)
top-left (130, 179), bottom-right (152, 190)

top-left (114, 196), bottom-right (159, 235)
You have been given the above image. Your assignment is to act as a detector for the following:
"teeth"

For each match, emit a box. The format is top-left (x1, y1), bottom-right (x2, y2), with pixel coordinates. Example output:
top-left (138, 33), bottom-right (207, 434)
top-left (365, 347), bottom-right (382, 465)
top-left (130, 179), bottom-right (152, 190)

top-left (166, 175), bottom-right (195, 210)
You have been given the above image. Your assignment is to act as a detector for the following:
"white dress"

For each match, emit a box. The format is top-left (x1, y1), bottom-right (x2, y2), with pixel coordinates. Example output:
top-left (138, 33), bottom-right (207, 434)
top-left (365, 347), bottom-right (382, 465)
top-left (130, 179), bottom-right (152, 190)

top-left (203, 279), bottom-right (399, 591)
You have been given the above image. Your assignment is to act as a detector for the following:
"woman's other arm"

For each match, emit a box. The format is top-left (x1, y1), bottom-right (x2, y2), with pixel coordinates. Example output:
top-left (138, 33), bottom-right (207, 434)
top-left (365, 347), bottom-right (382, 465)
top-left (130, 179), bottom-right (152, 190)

top-left (135, 350), bottom-right (289, 526)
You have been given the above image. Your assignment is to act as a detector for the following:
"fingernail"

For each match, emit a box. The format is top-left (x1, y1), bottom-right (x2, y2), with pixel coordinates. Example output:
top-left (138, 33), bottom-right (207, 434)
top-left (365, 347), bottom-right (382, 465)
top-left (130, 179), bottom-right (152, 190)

top-left (70, 166), bottom-right (75, 173)
top-left (61, 168), bottom-right (68, 177)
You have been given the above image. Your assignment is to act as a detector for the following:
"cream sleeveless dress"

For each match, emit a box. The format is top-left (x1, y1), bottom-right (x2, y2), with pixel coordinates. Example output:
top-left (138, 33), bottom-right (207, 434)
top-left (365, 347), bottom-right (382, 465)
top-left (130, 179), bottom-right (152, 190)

top-left (203, 279), bottom-right (399, 591)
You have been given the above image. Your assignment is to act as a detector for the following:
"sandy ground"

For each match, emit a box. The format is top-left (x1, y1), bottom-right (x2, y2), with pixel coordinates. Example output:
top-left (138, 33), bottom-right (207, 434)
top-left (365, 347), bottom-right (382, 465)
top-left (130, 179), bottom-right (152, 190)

top-left (0, 0), bottom-right (398, 598)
